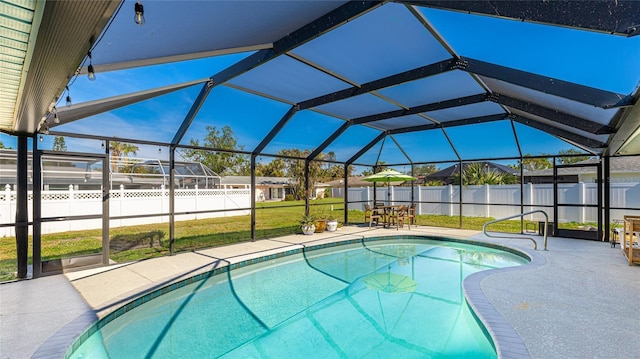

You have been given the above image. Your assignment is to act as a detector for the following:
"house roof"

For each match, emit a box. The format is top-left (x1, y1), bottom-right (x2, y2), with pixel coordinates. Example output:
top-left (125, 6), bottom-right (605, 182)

top-left (325, 177), bottom-right (373, 187)
top-left (524, 156), bottom-right (640, 177)
top-left (221, 176), bottom-right (291, 186)
top-left (425, 161), bottom-right (518, 181)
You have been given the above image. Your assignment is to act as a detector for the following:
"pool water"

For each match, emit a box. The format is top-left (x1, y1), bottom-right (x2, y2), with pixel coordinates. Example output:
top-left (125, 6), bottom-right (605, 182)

top-left (69, 238), bottom-right (527, 358)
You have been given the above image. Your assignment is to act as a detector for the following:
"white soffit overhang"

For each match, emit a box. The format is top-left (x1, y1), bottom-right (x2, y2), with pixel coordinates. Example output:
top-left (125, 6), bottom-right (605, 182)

top-left (0, 0), bottom-right (42, 131)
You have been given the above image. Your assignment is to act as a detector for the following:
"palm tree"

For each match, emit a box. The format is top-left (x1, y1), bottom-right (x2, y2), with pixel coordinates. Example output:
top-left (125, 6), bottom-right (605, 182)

top-left (109, 141), bottom-right (139, 173)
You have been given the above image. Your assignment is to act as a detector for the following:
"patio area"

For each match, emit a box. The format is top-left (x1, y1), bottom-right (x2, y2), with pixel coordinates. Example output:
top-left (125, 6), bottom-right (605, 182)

top-left (2, 226), bottom-right (639, 359)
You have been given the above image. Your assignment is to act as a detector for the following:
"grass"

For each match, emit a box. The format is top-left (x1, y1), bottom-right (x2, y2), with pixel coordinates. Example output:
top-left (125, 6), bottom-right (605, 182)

top-left (0, 198), bottom-right (591, 282)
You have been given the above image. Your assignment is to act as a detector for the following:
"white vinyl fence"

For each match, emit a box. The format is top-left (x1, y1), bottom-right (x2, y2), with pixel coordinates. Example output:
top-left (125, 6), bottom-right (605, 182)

top-left (334, 182), bottom-right (640, 223)
top-left (0, 184), bottom-right (250, 236)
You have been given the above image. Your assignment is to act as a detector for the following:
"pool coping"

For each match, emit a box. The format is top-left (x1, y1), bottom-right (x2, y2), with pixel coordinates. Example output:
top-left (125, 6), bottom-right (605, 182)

top-left (42, 233), bottom-right (536, 359)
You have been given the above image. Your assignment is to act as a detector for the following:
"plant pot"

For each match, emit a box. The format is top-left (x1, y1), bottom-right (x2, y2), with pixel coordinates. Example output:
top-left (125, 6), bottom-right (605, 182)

top-left (302, 224), bottom-right (315, 235)
top-left (326, 220), bottom-right (338, 232)
top-left (314, 219), bottom-right (326, 233)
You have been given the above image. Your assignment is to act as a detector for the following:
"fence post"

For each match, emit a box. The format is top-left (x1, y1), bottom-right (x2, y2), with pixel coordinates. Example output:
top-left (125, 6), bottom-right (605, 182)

top-left (68, 185), bottom-right (74, 232)
top-left (160, 184), bottom-right (167, 224)
top-left (223, 186), bottom-right (228, 217)
top-left (485, 183), bottom-right (490, 218)
top-left (417, 185), bottom-right (422, 215)
top-left (118, 184), bottom-right (125, 227)
top-left (194, 184), bottom-right (199, 220)
top-left (4, 184), bottom-right (10, 237)
top-left (448, 184), bottom-right (454, 216)
top-left (527, 182), bottom-right (534, 220)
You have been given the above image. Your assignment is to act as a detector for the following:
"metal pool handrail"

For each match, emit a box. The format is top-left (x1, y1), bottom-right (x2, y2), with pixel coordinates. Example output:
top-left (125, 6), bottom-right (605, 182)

top-left (482, 210), bottom-right (549, 251)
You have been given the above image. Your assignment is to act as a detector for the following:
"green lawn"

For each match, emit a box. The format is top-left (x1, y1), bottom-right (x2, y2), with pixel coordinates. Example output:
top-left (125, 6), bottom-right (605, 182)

top-left (0, 198), bottom-right (588, 282)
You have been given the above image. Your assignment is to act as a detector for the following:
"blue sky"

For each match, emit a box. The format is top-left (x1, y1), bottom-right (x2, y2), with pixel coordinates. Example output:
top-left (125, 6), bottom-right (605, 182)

top-left (24, 3), bottom-right (640, 171)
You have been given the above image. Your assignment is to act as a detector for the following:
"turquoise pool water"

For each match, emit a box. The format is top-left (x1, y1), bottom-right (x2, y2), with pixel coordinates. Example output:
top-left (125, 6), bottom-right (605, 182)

top-left (68, 237), bottom-right (527, 358)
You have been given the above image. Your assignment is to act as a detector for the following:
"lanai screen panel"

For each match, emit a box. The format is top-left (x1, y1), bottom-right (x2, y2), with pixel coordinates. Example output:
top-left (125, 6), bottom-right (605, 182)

top-left (290, 3), bottom-right (452, 85)
top-left (227, 55), bottom-right (353, 104)
top-left (419, 6), bottom-right (640, 94)
top-left (514, 123), bottom-right (590, 156)
top-left (180, 86), bottom-right (292, 151)
top-left (69, 53), bottom-right (253, 104)
top-left (54, 85), bottom-right (203, 143)
top-left (424, 102), bottom-right (505, 124)
top-left (324, 126), bottom-right (382, 164)
top-left (367, 114), bottom-right (432, 131)
top-left (444, 120), bottom-right (520, 160)
top-left (390, 130), bottom-right (458, 163)
top-left (480, 77), bottom-right (620, 125)
top-left (509, 108), bottom-right (609, 145)
top-left (89, 1), bottom-right (347, 69)
top-left (313, 94), bottom-right (402, 120)
top-left (261, 111), bottom-right (346, 156)
top-left (376, 71), bottom-right (485, 109)
top-left (373, 141), bottom-right (410, 166)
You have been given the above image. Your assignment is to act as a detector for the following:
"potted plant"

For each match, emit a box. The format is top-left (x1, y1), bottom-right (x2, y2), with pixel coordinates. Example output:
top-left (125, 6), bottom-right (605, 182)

top-left (326, 213), bottom-right (338, 232)
top-left (312, 209), bottom-right (327, 233)
top-left (300, 214), bottom-right (316, 235)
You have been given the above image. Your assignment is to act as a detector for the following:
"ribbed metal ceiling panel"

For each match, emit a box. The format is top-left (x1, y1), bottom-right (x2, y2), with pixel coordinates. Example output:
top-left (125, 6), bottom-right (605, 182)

top-left (11, 0), bottom-right (121, 133)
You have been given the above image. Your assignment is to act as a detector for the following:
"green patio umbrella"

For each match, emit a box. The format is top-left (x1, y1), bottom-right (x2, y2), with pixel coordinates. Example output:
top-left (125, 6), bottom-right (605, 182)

top-left (363, 169), bottom-right (416, 204)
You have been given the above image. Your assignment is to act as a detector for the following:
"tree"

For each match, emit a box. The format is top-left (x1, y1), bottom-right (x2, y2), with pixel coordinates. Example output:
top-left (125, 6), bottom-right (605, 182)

top-left (52, 136), bottom-right (67, 151)
top-left (0, 141), bottom-right (5, 149)
top-left (361, 168), bottom-right (373, 176)
top-left (453, 162), bottom-right (518, 185)
top-left (558, 148), bottom-right (591, 165)
top-left (180, 125), bottom-right (249, 176)
top-left (109, 141), bottom-right (139, 173)
top-left (517, 154), bottom-right (553, 172)
top-left (413, 164), bottom-right (437, 177)
top-left (256, 158), bottom-right (286, 177)
top-left (277, 148), bottom-right (328, 200)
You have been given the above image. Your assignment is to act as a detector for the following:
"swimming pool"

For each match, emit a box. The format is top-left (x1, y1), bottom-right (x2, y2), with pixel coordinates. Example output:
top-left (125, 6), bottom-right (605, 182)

top-left (67, 236), bottom-right (528, 358)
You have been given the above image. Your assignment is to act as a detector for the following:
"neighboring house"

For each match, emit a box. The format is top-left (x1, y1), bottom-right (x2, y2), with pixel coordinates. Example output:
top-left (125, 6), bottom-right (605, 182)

top-left (325, 177), bottom-right (373, 188)
top-left (220, 176), bottom-right (329, 201)
top-left (523, 157), bottom-right (640, 184)
top-left (423, 161), bottom-right (518, 185)
top-left (221, 176), bottom-right (292, 201)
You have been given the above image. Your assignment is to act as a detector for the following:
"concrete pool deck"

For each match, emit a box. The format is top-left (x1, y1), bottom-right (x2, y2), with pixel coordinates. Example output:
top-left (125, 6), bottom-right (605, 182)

top-left (1, 225), bottom-right (639, 358)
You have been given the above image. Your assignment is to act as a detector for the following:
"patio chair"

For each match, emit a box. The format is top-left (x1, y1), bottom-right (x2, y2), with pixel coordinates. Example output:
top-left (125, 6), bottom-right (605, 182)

top-left (408, 204), bottom-right (417, 225)
top-left (365, 204), bottom-right (383, 228)
top-left (389, 205), bottom-right (410, 230)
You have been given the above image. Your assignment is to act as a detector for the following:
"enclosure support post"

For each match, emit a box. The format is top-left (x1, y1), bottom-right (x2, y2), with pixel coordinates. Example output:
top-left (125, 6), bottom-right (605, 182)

top-left (343, 164), bottom-right (349, 225)
top-left (250, 154), bottom-right (256, 241)
top-left (458, 160), bottom-right (463, 229)
top-left (102, 144), bottom-right (110, 265)
top-left (15, 136), bottom-right (28, 278)
top-left (603, 156), bottom-right (610, 242)
top-left (304, 160), bottom-right (310, 215)
top-left (32, 136), bottom-right (42, 277)
top-left (169, 147), bottom-right (175, 255)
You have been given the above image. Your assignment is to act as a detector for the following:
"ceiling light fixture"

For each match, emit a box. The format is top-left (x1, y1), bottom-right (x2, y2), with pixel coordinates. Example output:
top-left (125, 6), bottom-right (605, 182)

top-left (65, 86), bottom-right (72, 107)
top-left (134, 1), bottom-right (145, 25)
top-left (53, 107), bottom-right (60, 124)
top-left (87, 51), bottom-right (96, 81)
